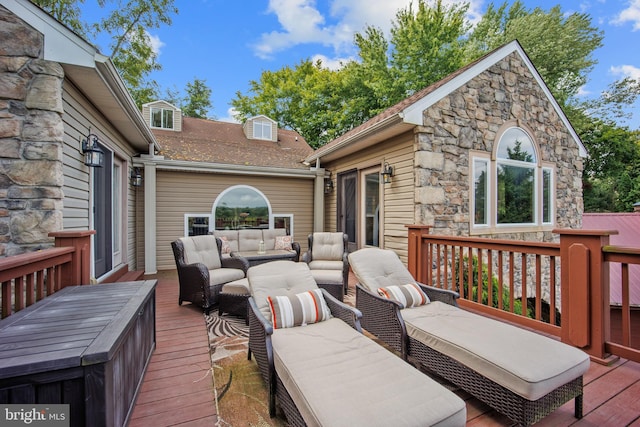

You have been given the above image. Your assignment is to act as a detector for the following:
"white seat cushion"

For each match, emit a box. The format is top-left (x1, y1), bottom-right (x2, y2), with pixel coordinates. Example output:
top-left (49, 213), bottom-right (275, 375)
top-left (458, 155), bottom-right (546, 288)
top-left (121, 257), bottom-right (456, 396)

top-left (308, 260), bottom-right (343, 271)
top-left (309, 269), bottom-right (342, 285)
top-left (180, 235), bottom-right (221, 270)
top-left (221, 278), bottom-right (250, 295)
top-left (401, 302), bottom-right (590, 401)
top-left (311, 232), bottom-right (344, 261)
top-left (209, 268), bottom-right (245, 286)
top-left (272, 317), bottom-right (466, 427)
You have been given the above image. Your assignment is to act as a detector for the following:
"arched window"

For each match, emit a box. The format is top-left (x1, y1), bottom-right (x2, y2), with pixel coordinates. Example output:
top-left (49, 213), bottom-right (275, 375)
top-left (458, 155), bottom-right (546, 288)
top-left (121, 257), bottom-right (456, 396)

top-left (471, 126), bottom-right (554, 233)
top-left (212, 185), bottom-right (271, 230)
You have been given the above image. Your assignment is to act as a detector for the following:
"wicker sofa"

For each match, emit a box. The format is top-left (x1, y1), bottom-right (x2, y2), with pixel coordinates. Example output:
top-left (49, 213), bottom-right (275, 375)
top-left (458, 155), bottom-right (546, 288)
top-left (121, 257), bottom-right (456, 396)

top-left (349, 248), bottom-right (591, 427)
top-left (247, 261), bottom-right (467, 427)
top-left (213, 229), bottom-right (300, 265)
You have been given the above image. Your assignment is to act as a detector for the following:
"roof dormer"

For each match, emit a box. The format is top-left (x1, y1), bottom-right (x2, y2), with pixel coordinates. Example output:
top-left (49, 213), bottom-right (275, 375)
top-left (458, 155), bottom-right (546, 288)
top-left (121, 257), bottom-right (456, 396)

top-left (142, 100), bottom-right (182, 132)
top-left (243, 115), bottom-right (277, 142)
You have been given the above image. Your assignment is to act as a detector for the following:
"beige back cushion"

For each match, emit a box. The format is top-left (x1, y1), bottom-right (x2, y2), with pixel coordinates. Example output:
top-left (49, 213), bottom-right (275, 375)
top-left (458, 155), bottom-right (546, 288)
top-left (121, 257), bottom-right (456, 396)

top-left (262, 228), bottom-right (286, 250)
top-left (213, 230), bottom-right (239, 252)
top-left (348, 247), bottom-right (416, 291)
top-left (248, 261), bottom-right (318, 320)
top-left (180, 235), bottom-right (221, 270)
top-left (237, 229), bottom-right (263, 251)
top-left (311, 232), bottom-right (344, 261)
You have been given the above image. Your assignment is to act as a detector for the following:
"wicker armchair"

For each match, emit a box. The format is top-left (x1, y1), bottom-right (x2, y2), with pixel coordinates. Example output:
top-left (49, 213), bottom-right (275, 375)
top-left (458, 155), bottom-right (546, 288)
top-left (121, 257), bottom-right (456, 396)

top-left (301, 232), bottom-right (349, 300)
top-left (349, 247), bottom-right (590, 427)
top-left (171, 235), bottom-right (249, 314)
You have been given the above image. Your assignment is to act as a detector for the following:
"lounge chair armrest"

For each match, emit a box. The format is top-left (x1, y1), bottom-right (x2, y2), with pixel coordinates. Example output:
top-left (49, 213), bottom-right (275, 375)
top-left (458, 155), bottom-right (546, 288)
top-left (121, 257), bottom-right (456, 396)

top-left (291, 241), bottom-right (301, 261)
top-left (417, 282), bottom-right (459, 307)
top-left (355, 283), bottom-right (407, 359)
top-left (321, 289), bottom-right (362, 332)
top-left (247, 297), bottom-right (276, 417)
top-left (222, 255), bottom-right (250, 273)
top-left (178, 262), bottom-right (212, 304)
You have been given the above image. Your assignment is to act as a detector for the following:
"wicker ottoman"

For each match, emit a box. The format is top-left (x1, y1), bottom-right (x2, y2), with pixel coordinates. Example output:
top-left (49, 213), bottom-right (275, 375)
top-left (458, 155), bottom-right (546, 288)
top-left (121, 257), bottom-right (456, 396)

top-left (309, 270), bottom-right (344, 302)
top-left (218, 278), bottom-right (250, 323)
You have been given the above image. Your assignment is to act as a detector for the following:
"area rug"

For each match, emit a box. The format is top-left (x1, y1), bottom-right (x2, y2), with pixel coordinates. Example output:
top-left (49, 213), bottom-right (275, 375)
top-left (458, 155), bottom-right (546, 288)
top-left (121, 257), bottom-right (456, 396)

top-left (206, 288), bottom-right (355, 427)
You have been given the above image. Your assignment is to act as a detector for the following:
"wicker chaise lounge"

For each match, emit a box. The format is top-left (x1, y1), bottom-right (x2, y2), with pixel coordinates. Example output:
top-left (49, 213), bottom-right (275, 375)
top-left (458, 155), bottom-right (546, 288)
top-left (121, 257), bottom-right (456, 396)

top-left (246, 261), bottom-right (467, 427)
top-left (348, 248), bottom-right (591, 427)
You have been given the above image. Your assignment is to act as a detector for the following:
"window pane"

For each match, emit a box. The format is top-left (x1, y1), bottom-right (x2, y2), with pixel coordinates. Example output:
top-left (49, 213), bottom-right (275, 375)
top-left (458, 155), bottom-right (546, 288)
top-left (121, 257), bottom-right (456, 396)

top-left (163, 109), bottom-right (173, 129)
top-left (188, 216), bottom-right (210, 236)
top-left (364, 172), bottom-right (380, 246)
top-left (497, 163), bottom-right (535, 224)
top-left (473, 159), bottom-right (488, 225)
top-left (151, 109), bottom-right (162, 127)
top-left (214, 187), bottom-right (269, 230)
top-left (497, 128), bottom-right (536, 162)
top-left (543, 169), bottom-right (552, 223)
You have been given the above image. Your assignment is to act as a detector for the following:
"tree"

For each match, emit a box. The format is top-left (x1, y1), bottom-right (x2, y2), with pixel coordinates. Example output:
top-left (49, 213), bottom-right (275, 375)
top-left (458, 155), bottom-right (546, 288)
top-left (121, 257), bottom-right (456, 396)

top-left (31, 0), bottom-right (178, 107)
top-left (465, 1), bottom-right (603, 106)
top-left (182, 78), bottom-right (213, 119)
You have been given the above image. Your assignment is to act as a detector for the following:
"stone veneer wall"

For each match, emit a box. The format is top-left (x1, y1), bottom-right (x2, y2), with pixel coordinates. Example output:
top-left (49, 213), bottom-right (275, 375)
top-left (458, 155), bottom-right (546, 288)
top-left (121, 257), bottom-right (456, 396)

top-left (0, 6), bottom-right (64, 256)
top-left (415, 51), bottom-right (583, 242)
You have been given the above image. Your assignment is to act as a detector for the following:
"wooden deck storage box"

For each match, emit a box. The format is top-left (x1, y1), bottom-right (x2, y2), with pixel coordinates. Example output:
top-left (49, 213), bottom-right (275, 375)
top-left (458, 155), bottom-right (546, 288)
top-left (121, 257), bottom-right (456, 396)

top-left (0, 280), bottom-right (156, 427)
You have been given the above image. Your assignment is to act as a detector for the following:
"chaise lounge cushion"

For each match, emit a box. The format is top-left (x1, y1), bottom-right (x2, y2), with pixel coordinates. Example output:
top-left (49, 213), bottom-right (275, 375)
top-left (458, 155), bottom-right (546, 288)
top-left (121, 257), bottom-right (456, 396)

top-left (272, 317), bottom-right (467, 427)
top-left (401, 302), bottom-right (590, 401)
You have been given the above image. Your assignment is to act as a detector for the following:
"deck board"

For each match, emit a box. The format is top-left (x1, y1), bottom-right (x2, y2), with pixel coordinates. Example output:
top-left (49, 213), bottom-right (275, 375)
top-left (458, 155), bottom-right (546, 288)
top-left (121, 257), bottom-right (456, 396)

top-left (131, 270), bottom-right (640, 426)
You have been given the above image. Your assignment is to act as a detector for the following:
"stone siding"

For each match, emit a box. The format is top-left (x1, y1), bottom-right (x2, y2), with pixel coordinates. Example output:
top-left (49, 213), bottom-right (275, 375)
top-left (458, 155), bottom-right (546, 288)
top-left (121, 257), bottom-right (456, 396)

top-left (0, 6), bottom-right (64, 256)
top-left (415, 51), bottom-right (583, 242)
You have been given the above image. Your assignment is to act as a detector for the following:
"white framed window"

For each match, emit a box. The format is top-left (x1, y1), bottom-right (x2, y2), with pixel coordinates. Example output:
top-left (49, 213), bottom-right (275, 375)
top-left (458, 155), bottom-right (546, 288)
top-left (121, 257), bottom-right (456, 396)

top-left (470, 126), bottom-right (555, 234)
top-left (184, 214), bottom-right (211, 236)
top-left (253, 119), bottom-right (272, 140)
top-left (272, 214), bottom-right (294, 236)
top-left (150, 107), bottom-right (174, 129)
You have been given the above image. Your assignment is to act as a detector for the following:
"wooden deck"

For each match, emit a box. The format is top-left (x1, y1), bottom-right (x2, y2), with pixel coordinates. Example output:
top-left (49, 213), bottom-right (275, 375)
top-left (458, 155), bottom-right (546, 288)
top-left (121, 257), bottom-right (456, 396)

top-left (130, 271), bottom-right (640, 426)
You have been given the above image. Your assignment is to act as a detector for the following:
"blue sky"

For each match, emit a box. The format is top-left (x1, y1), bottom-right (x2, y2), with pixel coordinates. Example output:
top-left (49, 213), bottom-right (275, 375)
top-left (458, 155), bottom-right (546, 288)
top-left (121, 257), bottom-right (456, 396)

top-left (85, 0), bottom-right (640, 129)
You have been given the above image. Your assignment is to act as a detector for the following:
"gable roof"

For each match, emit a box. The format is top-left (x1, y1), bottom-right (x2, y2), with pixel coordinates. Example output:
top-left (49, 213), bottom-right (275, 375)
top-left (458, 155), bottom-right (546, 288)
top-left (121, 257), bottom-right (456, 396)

top-left (306, 40), bottom-right (587, 164)
top-left (153, 116), bottom-right (313, 170)
top-left (582, 213), bottom-right (640, 306)
top-left (1, 0), bottom-right (158, 151)
top-left (143, 100), bottom-right (181, 111)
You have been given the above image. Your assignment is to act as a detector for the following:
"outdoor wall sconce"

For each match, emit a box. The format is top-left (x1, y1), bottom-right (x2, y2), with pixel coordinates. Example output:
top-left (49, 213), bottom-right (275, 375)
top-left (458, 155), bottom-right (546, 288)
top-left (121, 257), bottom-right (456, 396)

top-left (381, 162), bottom-right (394, 184)
top-left (81, 133), bottom-right (104, 167)
top-left (324, 175), bottom-right (334, 194)
top-left (130, 167), bottom-right (143, 187)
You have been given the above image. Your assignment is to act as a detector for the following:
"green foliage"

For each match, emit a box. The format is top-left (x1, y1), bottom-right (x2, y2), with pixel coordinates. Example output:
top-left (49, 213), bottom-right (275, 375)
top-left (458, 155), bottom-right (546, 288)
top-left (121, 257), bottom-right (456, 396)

top-left (31, 0), bottom-right (87, 35)
top-left (182, 78), bottom-right (213, 119)
top-left (455, 255), bottom-right (531, 317)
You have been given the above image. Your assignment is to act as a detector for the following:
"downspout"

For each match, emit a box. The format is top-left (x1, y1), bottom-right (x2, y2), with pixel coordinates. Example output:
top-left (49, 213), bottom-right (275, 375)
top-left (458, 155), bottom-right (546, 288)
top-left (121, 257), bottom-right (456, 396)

top-left (313, 158), bottom-right (325, 232)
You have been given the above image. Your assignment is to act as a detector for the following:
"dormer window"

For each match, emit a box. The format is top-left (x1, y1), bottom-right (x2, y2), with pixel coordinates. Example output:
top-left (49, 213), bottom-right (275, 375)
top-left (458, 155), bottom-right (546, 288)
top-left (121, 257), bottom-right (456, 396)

top-left (151, 107), bottom-right (174, 129)
top-left (253, 119), bottom-right (272, 140)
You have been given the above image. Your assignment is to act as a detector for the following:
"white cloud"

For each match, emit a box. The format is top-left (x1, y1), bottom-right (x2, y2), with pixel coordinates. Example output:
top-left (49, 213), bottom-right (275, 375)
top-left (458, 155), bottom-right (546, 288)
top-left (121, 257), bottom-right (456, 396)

top-left (253, 0), bottom-right (484, 59)
top-left (610, 64), bottom-right (640, 80)
top-left (311, 53), bottom-right (351, 70)
top-left (612, 0), bottom-right (640, 30)
top-left (147, 33), bottom-right (165, 55)
top-left (219, 107), bottom-right (241, 123)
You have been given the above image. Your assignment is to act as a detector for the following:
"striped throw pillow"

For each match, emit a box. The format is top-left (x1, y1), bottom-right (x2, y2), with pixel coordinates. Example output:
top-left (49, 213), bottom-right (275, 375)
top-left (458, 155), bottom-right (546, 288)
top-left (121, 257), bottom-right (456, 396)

top-left (377, 283), bottom-right (430, 309)
top-left (267, 289), bottom-right (331, 329)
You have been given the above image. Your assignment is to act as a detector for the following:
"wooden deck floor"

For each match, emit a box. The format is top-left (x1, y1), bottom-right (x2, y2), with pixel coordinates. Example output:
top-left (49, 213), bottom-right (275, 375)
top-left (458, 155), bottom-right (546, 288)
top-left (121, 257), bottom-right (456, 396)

top-left (130, 271), bottom-right (640, 426)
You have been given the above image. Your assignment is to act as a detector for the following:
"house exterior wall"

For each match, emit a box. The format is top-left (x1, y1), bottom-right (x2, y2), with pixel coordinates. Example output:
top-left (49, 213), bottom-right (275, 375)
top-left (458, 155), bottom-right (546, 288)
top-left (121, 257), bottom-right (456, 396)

top-left (61, 80), bottom-right (140, 270)
top-left (416, 51), bottom-right (583, 242)
top-left (151, 170), bottom-right (314, 270)
top-left (323, 133), bottom-right (414, 261)
top-left (0, 5), bottom-right (64, 256)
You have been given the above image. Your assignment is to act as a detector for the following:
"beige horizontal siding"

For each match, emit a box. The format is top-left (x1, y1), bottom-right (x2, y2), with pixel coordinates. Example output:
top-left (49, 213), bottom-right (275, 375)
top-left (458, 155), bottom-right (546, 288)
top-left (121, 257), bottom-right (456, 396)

top-left (323, 131), bottom-right (415, 262)
top-left (154, 170), bottom-right (314, 270)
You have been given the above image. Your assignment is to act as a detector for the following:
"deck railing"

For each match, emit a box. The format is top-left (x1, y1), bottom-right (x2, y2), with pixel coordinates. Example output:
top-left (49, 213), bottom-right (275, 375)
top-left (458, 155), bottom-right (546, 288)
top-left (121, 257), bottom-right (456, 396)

top-left (0, 230), bottom-right (94, 318)
top-left (406, 225), bottom-right (640, 364)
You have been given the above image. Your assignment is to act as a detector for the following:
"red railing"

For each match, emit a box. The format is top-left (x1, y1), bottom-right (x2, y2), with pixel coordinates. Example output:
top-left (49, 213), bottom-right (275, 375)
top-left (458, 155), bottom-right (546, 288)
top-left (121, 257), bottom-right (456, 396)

top-left (406, 225), bottom-right (640, 364)
top-left (0, 230), bottom-right (94, 318)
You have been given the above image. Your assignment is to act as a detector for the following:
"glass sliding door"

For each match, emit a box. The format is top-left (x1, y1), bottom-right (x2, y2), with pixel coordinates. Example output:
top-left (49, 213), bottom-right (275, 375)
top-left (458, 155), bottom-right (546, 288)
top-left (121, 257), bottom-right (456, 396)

top-left (361, 167), bottom-right (380, 247)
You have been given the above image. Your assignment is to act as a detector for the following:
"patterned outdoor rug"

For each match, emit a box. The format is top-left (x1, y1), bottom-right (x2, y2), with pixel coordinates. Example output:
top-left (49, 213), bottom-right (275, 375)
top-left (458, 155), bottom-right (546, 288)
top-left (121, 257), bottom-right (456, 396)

top-left (205, 287), bottom-right (356, 426)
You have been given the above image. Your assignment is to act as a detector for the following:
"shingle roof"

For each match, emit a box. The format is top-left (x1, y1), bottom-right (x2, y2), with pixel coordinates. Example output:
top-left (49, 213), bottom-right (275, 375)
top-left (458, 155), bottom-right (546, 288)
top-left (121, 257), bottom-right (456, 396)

top-left (153, 116), bottom-right (313, 170)
top-left (582, 213), bottom-right (640, 306)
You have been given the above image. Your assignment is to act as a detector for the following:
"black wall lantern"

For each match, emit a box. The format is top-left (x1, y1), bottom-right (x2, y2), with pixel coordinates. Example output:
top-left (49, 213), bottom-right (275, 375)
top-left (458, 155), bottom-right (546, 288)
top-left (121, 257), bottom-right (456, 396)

top-left (324, 175), bottom-right (334, 194)
top-left (381, 162), bottom-right (394, 184)
top-left (130, 167), bottom-right (143, 187)
top-left (81, 133), bottom-right (104, 167)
